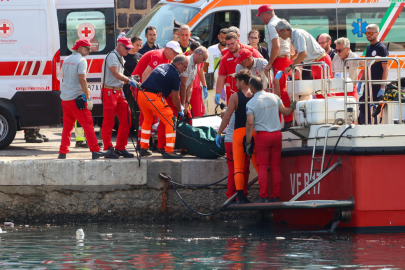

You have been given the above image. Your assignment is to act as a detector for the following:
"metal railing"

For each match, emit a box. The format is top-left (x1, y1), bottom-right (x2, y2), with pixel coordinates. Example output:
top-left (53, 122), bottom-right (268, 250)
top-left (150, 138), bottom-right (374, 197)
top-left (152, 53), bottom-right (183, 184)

top-left (343, 57), bottom-right (402, 125)
top-left (291, 62), bottom-right (331, 126)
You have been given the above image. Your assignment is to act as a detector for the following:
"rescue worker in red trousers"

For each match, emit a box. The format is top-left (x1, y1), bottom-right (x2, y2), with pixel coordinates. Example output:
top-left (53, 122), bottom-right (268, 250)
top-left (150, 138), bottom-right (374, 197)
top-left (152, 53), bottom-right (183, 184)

top-left (58, 39), bottom-right (111, 159)
top-left (257, 4), bottom-right (294, 128)
top-left (132, 41), bottom-right (182, 153)
top-left (138, 55), bottom-right (189, 159)
top-left (101, 37), bottom-right (139, 159)
top-left (216, 69), bottom-right (258, 203)
top-left (245, 73), bottom-right (295, 202)
top-left (276, 19), bottom-right (333, 81)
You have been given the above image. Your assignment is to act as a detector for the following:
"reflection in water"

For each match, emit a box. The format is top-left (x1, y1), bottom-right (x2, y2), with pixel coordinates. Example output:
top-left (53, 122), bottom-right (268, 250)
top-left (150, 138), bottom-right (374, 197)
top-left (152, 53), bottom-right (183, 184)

top-left (0, 221), bottom-right (404, 268)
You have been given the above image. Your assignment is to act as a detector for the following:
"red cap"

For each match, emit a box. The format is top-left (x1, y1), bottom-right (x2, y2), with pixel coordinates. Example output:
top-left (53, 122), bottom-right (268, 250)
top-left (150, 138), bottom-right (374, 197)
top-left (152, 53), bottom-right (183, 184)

top-left (256, 4), bottom-right (274, 17)
top-left (117, 37), bottom-right (134, 49)
top-left (72, 39), bottom-right (91, 50)
top-left (235, 49), bottom-right (252, 65)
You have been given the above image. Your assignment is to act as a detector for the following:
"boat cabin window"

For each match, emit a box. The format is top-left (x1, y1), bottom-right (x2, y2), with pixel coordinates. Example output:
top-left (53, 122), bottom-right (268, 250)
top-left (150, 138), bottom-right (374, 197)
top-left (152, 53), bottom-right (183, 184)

top-left (192, 10), bottom-right (240, 47)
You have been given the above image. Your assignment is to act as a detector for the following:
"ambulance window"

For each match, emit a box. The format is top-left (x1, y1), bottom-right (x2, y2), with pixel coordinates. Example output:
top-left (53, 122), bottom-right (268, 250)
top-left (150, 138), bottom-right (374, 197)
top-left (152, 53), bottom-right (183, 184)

top-left (192, 14), bottom-right (213, 47)
top-left (253, 9), bottom-right (337, 48)
top-left (341, 8), bottom-right (405, 52)
top-left (192, 11), bottom-right (240, 47)
top-left (66, 11), bottom-right (106, 53)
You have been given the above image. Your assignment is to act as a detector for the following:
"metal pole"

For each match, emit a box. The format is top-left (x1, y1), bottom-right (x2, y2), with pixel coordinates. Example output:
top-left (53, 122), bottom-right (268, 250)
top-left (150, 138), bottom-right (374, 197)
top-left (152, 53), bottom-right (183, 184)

top-left (222, 176), bottom-right (259, 205)
top-left (397, 59), bottom-right (402, 124)
top-left (292, 65), bottom-right (296, 127)
top-left (320, 125), bottom-right (340, 173)
top-left (290, 157), bottom-right (342, 202)
top-left (344, 62), bottom-right (348, 124)
top-left (364, 59), bottom-right (369, 125)
top-left (368, 60), bottom-right (376, 125)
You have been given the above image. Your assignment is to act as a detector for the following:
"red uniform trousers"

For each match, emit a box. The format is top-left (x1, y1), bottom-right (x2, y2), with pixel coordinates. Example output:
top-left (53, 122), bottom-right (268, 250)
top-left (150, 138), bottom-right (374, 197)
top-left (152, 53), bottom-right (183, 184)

top-left (190, 87), bottom-right (205, 117)
top-left (101, 87), bottom-right (130, 151)
top-left (59, 100), bottom-right (100, 154)
top-left (225, 142), bottom-right (251, 199)
top-left (272, 57), bottom-right (293, 123)
top-left (255, 131), bottom-right (282, 199)
top-left (138, 91), bottom-right (176, 153)
top-left (157, 96), bottom-right (192, 149)
top-left (233, 128), bottom-right (258, 191)
top-left (312, 54), bottom-right (334, 99)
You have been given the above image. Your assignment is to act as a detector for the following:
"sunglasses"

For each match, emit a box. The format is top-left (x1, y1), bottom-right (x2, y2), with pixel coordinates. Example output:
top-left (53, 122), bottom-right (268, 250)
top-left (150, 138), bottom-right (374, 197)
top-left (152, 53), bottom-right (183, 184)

top-left (248, 37), bottom-right (259, 39)
top-left (365, 32), bottom-right (377, 36)
top-left (335, 48), bottom-right (347, 53)
top-left (120, 44), bottom-right (131, 50)
top-left (226, 40), bottom-right (238, 47)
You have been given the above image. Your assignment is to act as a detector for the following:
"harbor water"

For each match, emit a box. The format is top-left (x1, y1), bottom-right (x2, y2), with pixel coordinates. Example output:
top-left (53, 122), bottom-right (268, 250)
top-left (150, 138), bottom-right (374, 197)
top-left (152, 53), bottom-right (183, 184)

top-left (0, 220), bottom-right (404, 269)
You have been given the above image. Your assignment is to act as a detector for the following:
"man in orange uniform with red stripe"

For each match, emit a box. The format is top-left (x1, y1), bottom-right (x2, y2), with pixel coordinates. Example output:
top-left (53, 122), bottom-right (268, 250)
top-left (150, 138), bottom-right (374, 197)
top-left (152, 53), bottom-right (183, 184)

top-left (215, 32), bottom-right (264, 106)
top-left (131, 41), bottom-right (181, 153)
top-left (138, 55), bottom-right (189, 158)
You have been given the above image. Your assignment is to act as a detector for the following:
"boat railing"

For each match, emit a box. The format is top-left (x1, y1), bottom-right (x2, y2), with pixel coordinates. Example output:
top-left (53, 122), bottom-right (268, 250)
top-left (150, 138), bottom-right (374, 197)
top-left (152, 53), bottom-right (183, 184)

top-left (291, 61), bottom-right (331, 127)
top-left (343, 57), bottom-right (402, 125)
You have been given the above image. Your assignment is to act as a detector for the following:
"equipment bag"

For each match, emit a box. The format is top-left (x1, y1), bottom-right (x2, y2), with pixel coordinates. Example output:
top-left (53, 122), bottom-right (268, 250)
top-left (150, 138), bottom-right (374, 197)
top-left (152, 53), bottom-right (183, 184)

top-left (175, 122), bottom-right (225, 159)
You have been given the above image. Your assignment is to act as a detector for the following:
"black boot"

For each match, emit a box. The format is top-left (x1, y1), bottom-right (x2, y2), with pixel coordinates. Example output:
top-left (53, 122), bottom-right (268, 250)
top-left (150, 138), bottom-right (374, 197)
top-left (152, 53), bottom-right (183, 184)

top-left (236, 190), bottom-right (250, 204)
top-left (115, 149), bottom-right (135, 158)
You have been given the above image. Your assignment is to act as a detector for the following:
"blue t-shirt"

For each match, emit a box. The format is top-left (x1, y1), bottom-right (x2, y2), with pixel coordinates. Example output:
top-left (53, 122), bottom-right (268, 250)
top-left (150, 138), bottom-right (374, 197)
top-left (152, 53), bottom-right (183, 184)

top-left (365, 41), bottom-right (388, 81)
top-left (138, 43), bottom-right (162, 55)
top-left (141, 63), bottom-right (181, 98)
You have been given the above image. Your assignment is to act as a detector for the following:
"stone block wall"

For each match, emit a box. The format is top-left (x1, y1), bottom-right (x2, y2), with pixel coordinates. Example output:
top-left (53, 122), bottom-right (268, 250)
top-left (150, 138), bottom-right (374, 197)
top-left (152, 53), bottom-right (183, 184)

top-left (115, 0), bottom-right (160, 34)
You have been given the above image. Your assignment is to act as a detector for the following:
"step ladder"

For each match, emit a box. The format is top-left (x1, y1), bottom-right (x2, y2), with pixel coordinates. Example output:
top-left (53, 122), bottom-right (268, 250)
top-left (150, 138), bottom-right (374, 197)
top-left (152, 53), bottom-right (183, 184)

top-left (309, 124), bottom-right (341, 180)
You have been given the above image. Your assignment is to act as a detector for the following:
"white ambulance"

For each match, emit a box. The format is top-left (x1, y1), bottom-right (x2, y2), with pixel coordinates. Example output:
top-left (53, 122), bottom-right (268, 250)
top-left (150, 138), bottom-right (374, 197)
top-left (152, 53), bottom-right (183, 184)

top-left (0, 0), bottom-right (61, 149)
top-left (56, 0), bottom-right (116, 119)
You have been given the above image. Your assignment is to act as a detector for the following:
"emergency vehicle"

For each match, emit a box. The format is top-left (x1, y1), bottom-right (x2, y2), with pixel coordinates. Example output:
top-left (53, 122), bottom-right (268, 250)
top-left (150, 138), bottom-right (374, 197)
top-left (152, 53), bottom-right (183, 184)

top-left (128, 0), bottom-right (405, 230)
top-left (0, 0), bottom-right (61, 149)
top-left (56, 0), bottom-right (116, 118)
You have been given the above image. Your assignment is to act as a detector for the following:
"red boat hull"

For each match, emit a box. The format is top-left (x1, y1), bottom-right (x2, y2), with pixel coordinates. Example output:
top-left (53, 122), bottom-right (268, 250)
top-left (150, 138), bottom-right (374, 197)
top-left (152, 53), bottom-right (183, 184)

top-left (272, 154), bottom-right (405, 229)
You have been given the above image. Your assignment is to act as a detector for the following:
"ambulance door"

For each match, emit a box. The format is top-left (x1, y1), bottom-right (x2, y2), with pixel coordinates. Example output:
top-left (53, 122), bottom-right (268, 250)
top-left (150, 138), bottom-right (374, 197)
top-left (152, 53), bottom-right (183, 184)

top-left (57, 6), bottom-right (115, 117)
top-left (191, 7), bottom-right (245, 47)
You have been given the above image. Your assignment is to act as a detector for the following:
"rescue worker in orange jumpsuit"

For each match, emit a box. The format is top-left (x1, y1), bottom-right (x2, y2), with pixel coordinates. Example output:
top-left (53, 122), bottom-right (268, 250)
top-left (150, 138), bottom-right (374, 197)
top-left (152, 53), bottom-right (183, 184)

top-left (101, 37), bottom-right (139, 159)
top-left (216, 69), bottom-right (258, 203)
top-left (138, 55), bottom-right (189, 159)
top-left (131, 41), bottom-right (181, 154)
top-left (245, 73), bottom-right (295, 202)
top-left (58, 39), bottom-right (111, 159)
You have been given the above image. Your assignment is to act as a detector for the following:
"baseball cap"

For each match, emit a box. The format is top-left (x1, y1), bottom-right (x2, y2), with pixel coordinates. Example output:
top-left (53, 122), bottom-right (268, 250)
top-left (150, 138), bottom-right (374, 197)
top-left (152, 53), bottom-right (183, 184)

top-left (235, 49), bottom-right (252, 65)
top-left (256, 4), bottom-right (274, 17)
top-left (72, 39), bottom-right (91, 50)
top-left (165, 41), bottom-right (182, 54)
top-left (117, 37), bottom-right (134, 49)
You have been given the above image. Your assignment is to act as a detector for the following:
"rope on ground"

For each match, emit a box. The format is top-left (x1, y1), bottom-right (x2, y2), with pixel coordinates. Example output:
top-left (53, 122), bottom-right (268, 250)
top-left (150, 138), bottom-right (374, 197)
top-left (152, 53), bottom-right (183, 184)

top-left (159, 172), bottom-right (230, 216)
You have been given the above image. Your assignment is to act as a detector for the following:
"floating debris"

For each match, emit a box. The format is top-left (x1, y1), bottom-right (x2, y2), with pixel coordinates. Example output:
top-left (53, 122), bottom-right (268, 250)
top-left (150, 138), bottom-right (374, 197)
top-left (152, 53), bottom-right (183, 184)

top-left (276, 237), bottom-right (285, 240)
top-left (76, 229), bottom-right (85, 240)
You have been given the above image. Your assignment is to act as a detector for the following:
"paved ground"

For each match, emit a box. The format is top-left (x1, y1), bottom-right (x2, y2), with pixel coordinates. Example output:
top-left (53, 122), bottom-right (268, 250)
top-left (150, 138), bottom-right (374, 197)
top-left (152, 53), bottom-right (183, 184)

top-left (0, 127), bottom-right (183, 161)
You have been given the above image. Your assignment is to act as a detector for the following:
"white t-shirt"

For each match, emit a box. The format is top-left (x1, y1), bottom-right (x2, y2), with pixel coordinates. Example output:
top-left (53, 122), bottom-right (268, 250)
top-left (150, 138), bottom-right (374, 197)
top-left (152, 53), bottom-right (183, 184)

top-left (291, 29), bottom-right (325, 63)
top-left (332, 50), bottom-right (362, 81)
top-left (206, 44), bottom-right (223, 88)
top-left (181, 55), bottom-right (198, 87)
top-left (235, 58), bottom-right (269, 88)
top-left (61, 52), bottom-right (87, 101)
top-left (266, 15), bottom-right (291, 57)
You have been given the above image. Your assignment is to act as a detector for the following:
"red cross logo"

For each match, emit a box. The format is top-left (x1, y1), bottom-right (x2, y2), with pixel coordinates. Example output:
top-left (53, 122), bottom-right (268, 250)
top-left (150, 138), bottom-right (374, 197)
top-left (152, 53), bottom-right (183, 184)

top-left (0, 19), bottom-right (13, 38)
top-left (77, 23), bottom-right (95, 40)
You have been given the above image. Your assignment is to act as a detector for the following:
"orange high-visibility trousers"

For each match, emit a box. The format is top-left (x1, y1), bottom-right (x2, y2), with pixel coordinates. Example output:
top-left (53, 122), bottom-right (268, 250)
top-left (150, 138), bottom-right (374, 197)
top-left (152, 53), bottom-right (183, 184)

top-left (138, 91), bottom-right (176, 153)
top-left (232, 127), bottom-right (258, 191)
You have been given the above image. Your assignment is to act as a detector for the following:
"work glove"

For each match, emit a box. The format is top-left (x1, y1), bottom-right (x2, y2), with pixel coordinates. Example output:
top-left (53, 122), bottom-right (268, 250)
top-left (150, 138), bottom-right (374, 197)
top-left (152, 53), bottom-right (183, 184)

top-left (215, 93), bottom-right (221, 105)
top-left (215, 134), bottom-right (223, 148)
top-left (75, 95), bottom-right (86, 110)
top-left (290, 100), bottom-right (297, 112)
top-left (377, 85), bottom-right (385, 98)
top-left (128, 78), bottom-right (141, 88)
top-left (245, 142), bottom-right (254, 158)
top-left (275, 70), bottom-right (283, 80)
top-left (87, 98), bottom-right (93, 110)
top-left (203, 86), bottom-right (208, 100)
top-left (178, 104), bottom-right (185, 118)
top-left (357, 83), bottom-right (363, 96)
